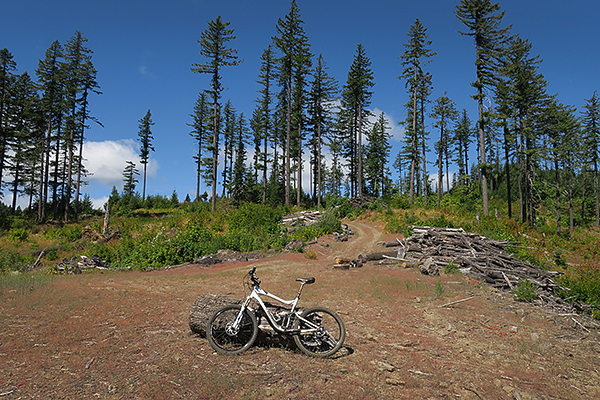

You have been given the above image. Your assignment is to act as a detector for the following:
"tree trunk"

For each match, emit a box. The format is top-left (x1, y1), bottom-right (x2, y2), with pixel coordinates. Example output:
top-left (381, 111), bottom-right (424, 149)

top-left (503, 124), bottom-right (512, 219)
top-left (595, 160), bottom-right (599, 229)
top-left (211, 101), bottom-right (218, 213)
top-left (285, 78), bottom-right (291, 207)
top-left (555, 160), bottom-right (561, 236)
top-left (297, 120), bottom-right (302, 206)
top-left (357, 106), bottom-right (363, 197)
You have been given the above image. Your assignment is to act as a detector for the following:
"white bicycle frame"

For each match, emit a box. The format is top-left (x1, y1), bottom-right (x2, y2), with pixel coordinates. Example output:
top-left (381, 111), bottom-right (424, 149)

top-left (233, 281), bottom-right (320, 335)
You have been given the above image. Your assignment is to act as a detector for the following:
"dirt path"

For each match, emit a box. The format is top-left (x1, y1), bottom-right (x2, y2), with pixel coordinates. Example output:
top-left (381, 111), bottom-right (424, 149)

top-left (1, 218), bottom-right (599, 399)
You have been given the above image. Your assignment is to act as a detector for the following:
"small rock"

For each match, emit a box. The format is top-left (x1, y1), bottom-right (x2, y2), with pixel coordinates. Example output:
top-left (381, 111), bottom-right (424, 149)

top-left (385, 378), bottom-right (406, 386)
top-left (375, 361), bottom-right (395, 372)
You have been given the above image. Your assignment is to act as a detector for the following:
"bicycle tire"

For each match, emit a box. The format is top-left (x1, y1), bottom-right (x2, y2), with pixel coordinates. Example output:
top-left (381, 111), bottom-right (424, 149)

top-left (293, 306), bottom-right (345, 357)
top-left (207, 304), bottom-right (258, 355)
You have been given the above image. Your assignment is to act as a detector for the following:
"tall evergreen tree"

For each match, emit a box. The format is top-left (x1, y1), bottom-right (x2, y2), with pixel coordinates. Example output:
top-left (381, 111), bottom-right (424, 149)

top-left (254, 46), bottom-right (275, 204)
top-left (35, 40), bottom-right (65, 221)
top-left (230, 113), bottom-right (249, 205)
top-left (340, 43), bottom-right (374, 197)
top-left (308, 54), bottom-right (338, 206)
top-left (364, 112), bottom-right (391, 197)
top-left (456, 0), bottom-right (512, 216)
top-left (138, 109), bottom-right (154, 201)
top-left (0, 48), bottom-right (17, 198)
top-left (221, 100), bottom-right (236, 197)
top-left (189, 90), bottom-right (210, 201)
top-left (501, 37), bottom-right (548, 225)
top-left (122, 160), bottom-right (139, 197)
top-left (431, 94), bottom-right (458, 206)
top-left (273, 0), bottom-right (312, 206)
top-left (453, 109), bottom-right (474, 186)
top-left (582, 91), bottom-right (600, 228)
top-left (61, 31), bottom-right (99, 221)
top-left (7, 72), bottom-right (42, 212)
top-left (192, 16), bottom-right (241, 212)
top-left (398, 19), bottom-right (436, 204)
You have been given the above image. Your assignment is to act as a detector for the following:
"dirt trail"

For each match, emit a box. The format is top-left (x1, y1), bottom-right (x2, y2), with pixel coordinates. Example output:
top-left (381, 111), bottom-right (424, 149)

top-left (1, 217), bottom-right (599, 399)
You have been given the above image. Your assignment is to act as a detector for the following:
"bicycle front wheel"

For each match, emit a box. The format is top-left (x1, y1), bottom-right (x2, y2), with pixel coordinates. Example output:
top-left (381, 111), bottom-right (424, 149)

top-left (293, 306), bottom-right (345, 357)
top-left (207, 304), bottom-right (258, 355)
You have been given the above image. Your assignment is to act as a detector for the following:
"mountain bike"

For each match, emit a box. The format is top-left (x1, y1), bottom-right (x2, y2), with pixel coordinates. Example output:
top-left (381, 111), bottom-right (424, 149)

top-left (207, 266), bottom-right (345, 357)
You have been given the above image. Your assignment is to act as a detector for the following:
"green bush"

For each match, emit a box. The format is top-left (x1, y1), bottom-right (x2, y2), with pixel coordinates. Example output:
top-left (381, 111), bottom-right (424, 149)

top-left (291, 210), bottom-right (342, 242)
top-left (512, 278), bottom-right (538, 302)
top-left (8, 227), bottom-right (29, 242)
top-left (45, 225), bottom-right (82, 242)
top-left (0, 249), bottom-right (30, 273)
top-left (556, 270), bottom-right (600, 311)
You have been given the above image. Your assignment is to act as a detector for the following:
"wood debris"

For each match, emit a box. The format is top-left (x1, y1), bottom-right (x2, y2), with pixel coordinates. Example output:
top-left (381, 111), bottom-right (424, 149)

top-left (363, 225), bottom-right (591, 315)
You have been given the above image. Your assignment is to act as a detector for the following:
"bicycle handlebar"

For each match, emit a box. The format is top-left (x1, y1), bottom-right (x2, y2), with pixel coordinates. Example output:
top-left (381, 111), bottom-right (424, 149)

top-left (248, 266), bottom-right (260, 287)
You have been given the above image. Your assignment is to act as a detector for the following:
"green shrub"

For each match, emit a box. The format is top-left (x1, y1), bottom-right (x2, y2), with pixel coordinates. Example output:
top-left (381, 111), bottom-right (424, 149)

top-left (8, 227), bottom-right (29, 242)
top-left (444, 261), bottom-right (460, 274)
top-left (556, 270), bottom-right (600, 312)
top-left (0, 249), bottom-right (30, 273)
top-left (45, 225), bottom-right (82, 242)
top-left (512, 278), bottom-right (538, 302)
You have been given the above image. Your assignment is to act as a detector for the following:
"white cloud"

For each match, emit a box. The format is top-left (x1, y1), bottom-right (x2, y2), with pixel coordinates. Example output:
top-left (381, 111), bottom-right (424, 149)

top-left (138, 65), bottom-right (158, 80)
top-left (368, 108), bottom-right (405, 142)
top-left (83, 139), bottom-right (159, 189)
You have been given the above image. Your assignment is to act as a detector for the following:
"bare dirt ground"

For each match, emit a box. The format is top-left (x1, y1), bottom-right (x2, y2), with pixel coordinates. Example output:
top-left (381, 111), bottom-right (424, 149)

top-left (1, 218), bottom-right (600, 399)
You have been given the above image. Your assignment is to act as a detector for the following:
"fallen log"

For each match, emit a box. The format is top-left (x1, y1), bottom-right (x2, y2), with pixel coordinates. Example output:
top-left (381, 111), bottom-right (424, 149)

top-left (189, 294), bottom-right (294, 347)
top-left (358, 251), bottom-right (398, 262)
top-left (189, 294), bottom-right (243, 336)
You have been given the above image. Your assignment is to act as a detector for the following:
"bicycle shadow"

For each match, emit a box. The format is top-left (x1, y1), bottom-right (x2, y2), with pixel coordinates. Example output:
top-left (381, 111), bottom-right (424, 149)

top-left (253, 328), bottom-right (354, 359)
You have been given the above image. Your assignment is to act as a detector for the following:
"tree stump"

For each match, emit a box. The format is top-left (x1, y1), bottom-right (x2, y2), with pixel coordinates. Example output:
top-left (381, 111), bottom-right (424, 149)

top-left (188, 294), bottom-right (294, 348)
top-left (189, 294), bottom-right (243, 336)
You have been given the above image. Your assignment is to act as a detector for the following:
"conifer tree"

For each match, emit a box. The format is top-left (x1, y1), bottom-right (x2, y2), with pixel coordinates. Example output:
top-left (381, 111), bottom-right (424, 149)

top-left (431, 94), bottom-right (458, 206)
top-left (340, 43), bottom-right (374, 197)
top-left (61, 31), bottom-right (99, 221)
top-left (189, 90), bottom-right (210, 201)
top-left (582, 91), bottom-right (600, 228)
top-left (501, 36), bottom-right (548, 225)
top-left (7, 72), bottom-right (42, 212)
top-left (221, 100), bottom-right (236, 197)
top-left (273, 0), bottom-right (312, 206)
top-left (364, 112), bottom-right (391, 197)
top-left (456, 0), bottom-right (512, 216)
top-left (35, 40), bottom-right (64, 221)
top-left (398, 19), bottom-right (436, 204)
top-left (231, 113), bottom-right (249, 205)
top-left (453, 109), bottom-right (474, 186)
top-left (138, 109), bottom-right (154, 201)
top-left (308, 54), bottom-right (338, 206)
top-left (0, 48), bottom-right (17, 197)
top-left (192, 16), bottom-right (241, 212)
top-left (122, 160), bottom-right (139, 197)
top-left (254, 46), bottom-right (275, 204)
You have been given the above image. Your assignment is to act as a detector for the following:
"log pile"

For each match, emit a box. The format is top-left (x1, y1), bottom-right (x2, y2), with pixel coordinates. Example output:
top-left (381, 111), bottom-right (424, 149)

top-left (282, 210), bottom-right (323, 227)
top-left (362, 226), bottom-right (589, 314)
top-left (55, 255), bottom-right (111, 274)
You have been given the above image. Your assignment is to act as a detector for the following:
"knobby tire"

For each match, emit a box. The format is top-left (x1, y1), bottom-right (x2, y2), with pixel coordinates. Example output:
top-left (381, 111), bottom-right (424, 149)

top-left (293, 306), bottom-right (345, 357)
top-left (207, 304), bottom-right (258, 355)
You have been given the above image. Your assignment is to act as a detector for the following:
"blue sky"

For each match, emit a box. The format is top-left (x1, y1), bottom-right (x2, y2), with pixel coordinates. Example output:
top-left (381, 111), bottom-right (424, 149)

top-left (2, 0), bottom-right (599, 209)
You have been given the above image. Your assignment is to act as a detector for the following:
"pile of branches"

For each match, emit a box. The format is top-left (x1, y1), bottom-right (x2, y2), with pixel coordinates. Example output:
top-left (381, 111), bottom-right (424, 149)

top-left (367, 226), bottom-right (590, 315)
top-left (282, 210), bottom-right (323, 227)
top-left (55, 255), bottom-right (111, 274)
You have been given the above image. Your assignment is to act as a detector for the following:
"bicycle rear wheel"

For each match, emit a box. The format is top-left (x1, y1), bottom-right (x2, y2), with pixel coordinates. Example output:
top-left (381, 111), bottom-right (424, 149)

top-left (207, 304), bottom-right (258, 355)
top-left (293, 306), bottom-right (345, 357)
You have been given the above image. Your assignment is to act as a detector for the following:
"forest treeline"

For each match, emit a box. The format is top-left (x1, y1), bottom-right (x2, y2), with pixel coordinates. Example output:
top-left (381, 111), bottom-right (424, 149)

top-left (1, 0), bottom-right (600, 237)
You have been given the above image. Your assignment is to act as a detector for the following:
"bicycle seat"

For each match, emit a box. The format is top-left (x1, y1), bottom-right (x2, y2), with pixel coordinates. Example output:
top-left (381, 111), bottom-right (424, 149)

top-left (296, 277), bottom-right (315, 284)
